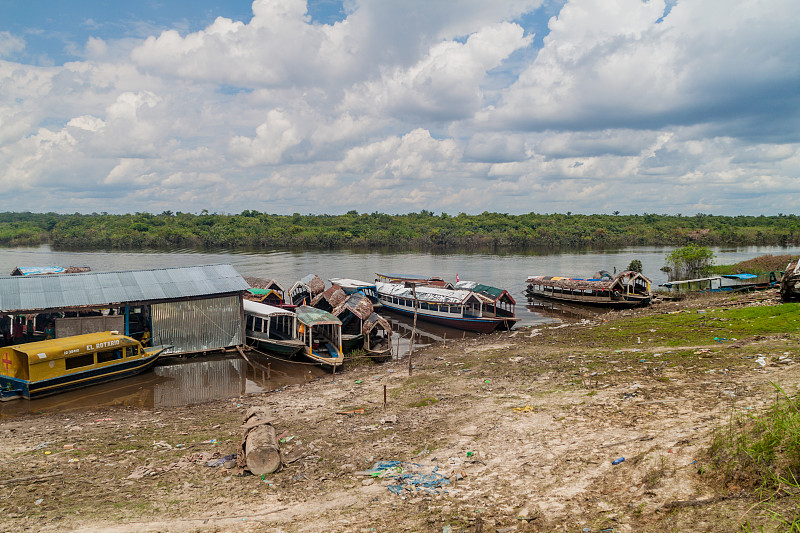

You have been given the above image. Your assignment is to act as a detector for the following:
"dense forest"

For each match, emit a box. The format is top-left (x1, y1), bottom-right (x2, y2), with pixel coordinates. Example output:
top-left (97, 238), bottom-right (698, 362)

top-left (0, 211), bottom-right (797, 251)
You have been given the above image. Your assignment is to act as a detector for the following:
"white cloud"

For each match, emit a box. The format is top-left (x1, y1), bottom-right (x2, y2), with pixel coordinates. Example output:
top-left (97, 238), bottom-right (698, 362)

top-left (0, 32), bottom-right (25, 58)
top-left (0, 0), bottom-right (797, 215)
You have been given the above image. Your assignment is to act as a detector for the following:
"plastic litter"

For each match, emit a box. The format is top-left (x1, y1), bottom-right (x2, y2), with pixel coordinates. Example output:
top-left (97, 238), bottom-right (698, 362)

top-left (205, 454), bottom-right (238, 467)
top-left (612, 457), bottom-right (625, 465)
top-left (366, 461), bottom-right (450, 495)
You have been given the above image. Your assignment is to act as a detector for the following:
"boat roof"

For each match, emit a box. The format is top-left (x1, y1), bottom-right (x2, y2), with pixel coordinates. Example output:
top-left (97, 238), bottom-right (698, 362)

top-left (0, 264), bottom-right (249, 314)
top-left (375, 273), bottom-right (444, 282)
top-left (660, 276), bottom-right (721, 287)
top-left (376, 281), bottom-right (477, 305)
top-left (243, 299), bottom-right (295, 318)
top-left (722, 273), bottom-right (759, 280)
top-left (4, 331), bottom-right (139, 363)
top-left (328, 278), bottom-right (376, 288)
top-left (295, 305), bottom-right (341, 326)
top-left (332, 293), bottom-right (374, 320)
top-left (454, 281), bottom-right (516, 305)
top-left (526, 270), bottom-right (652, 291)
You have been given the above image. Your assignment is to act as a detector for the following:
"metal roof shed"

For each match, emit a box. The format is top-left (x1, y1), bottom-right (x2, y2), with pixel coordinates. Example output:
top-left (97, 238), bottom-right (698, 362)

top-left (0, 264), bottom-right (249, 355)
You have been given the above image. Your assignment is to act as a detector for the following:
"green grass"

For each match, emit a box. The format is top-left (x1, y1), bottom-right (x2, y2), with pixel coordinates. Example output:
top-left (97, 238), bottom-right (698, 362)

top-left (708, 383), bottom-right (800, 531)
top-left (576, 303), bottom-right (800, 349)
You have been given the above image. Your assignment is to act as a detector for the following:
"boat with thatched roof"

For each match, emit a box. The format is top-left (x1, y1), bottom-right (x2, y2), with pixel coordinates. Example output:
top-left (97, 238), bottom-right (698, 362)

top-left (525, 270), bottom-right (652, 308)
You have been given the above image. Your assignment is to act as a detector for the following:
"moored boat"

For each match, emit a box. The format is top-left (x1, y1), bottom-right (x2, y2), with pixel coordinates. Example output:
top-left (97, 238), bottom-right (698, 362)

top-left (331, 293), bottom-right (373, 353)
top-left (295, 305), bottom-right (343, 368)
top-left (243, 300), bottom-right (304, 357)
top-left (328, 278), bottom-right (382, 307)
top-left (375, 281), bottom-right (518, 333)
top-left (375, 273), bottom-right (453, 289)
top-left (525, 270), bottom-right (652, 308)
top-left (0, 331), bottom-right (168, 401)
top-left (363, 312), bottom-right (392, 361)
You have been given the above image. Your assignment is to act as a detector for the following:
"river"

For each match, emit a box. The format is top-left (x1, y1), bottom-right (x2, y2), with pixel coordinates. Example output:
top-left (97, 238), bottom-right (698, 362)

top-left (0, 244), bottom-right (793, 417)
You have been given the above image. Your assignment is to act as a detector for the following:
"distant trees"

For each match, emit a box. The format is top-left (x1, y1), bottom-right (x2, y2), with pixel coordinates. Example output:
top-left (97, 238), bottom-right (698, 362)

top-left (663, 244), bottom-right (716, 280)
top-left (0, 211), bottom-right (797, 251)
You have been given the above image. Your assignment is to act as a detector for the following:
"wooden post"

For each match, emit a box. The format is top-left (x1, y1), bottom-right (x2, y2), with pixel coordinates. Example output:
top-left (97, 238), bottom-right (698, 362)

top-left (443, 332), bottom-right (446, 347)
top-left (408, 283), bottom-right (418, 376)
top-left (383, 384), bottom-right (387, 409)
top-left (267, 362), bottom-right (271, 381)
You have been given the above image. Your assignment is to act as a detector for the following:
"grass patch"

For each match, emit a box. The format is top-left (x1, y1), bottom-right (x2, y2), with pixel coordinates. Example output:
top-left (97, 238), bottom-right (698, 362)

top-left (577, 302), bottom-right (800, 349)
top-left (708, 383), bottom-right (800, 531)
top-left (408, 397), bottom-right (438, 408)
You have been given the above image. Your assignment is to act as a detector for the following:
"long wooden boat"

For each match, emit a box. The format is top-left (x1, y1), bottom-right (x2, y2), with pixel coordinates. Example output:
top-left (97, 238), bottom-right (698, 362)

top-left (525, 270), bottom-right (652, 308)
top-left (662, 273), bottom-right (778, 294)
top-left (375, 281), bottom-right (519, 333)
top-left (295, 305), bottom-right (344, 368)
top-left (375, 273), bottom-right (453, 289)
top-left (243, 299), bottom-right (304, 357)
top-left (328, 278), bottom-right (382, 307)
top-left (0, 331), bottom-right (168, 401)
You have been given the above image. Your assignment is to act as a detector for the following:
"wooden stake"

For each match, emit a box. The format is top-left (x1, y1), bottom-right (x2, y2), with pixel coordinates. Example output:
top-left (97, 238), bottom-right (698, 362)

top-left (383, 384), bottom-right (387, 409)
top-left (408, 283), bottom-right (418, 376)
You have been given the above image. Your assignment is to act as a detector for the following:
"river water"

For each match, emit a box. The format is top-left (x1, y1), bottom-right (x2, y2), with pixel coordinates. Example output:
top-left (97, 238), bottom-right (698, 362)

top-left (0, 244), bottom-right (793, 417)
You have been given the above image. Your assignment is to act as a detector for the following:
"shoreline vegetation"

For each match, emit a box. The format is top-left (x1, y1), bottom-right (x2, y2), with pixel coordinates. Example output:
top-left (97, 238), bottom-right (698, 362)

top-left (0, 211), bottom-right (798, 250)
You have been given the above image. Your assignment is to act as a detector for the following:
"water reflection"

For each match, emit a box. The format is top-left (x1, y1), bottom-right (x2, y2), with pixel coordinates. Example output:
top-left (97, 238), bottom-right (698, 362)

top-left (525, 297), bottom-right (606, 321)
top-left (0, 357), bottom-right (264, 419)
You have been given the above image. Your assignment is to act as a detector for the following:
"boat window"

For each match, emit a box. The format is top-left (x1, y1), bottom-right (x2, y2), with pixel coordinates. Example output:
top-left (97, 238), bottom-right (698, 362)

top-left (246, 315), bottom-right (254, 329)
top-left (97, 348), bottom-right (124, 364)
top-left (254, 317), bottom-right (263, 332)
top-left (65, 352), bottom-right (95, 370)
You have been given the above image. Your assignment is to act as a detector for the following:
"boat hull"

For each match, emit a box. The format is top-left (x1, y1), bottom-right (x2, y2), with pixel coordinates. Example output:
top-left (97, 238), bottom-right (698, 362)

top-left (526, 288), bottom-right (650, 308)
top-left (250, 336), bottom-right (304, 357)
top-left (0, 352), bottom-right (162, 401)
top-left (379, 302), bottom-right (513, 333)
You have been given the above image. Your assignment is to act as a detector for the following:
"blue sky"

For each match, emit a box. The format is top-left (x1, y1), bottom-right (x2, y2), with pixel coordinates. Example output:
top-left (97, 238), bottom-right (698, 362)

top-left (0, 0), bottom-right (798, 215)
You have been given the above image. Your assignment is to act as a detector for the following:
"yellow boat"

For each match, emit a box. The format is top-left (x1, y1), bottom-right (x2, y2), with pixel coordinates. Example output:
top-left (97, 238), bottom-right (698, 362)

top-left (0, 331), bottom-right (169, 401)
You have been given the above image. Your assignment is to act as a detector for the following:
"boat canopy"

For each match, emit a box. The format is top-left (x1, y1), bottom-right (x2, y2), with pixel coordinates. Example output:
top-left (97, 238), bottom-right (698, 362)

top-left (295, 305), bottom-right (342, 326)
top-left (376, 281), bottom-right (479, 305)
top-left (454, 281), bottom-right (517, 305)
top-left (328, 278), bottom-right (376, 289)
top-left (243, 299), bottom-right (295, 318)
top-left (722, 273), bottom-right (759, 280)
top-left (332, 293), bottom-right (374, 321)
top-left (660, 276), bottom-right (721, 288)
top-left (310, 284), bottom-right (347, 309)
top-left (4, 331), bottom-right (139, 364)
top-left (363, 312), bottom-right (391, 336)
top-left (527, 271), bottom-right (652, 291)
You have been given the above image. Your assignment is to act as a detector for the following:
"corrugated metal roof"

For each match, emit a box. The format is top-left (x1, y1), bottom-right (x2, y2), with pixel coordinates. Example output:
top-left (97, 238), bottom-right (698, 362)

top-left (0, 264), bottom-right (249, 313)
top-left (375, 281), bottom-right (475, 305)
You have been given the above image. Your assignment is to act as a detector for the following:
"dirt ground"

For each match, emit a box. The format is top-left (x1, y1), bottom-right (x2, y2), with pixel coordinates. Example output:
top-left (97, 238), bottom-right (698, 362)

top-left (1, 291), bottom-right (798, 532)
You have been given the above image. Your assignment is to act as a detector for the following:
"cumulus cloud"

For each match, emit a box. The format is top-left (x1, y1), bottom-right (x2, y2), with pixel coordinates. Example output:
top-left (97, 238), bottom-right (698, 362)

top-left (0, 0), bottom-right (797, 215)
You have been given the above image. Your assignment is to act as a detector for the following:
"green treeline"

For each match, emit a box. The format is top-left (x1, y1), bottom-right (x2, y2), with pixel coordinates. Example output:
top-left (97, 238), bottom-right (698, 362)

top-left (0, 211), bottom-right (797, 250)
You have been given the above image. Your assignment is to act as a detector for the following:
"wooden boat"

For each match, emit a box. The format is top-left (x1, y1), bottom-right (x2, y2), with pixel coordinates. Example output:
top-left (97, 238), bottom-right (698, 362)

top-left (0, 331), bottom-right (168, 401)
top-left (662, 273), bottom-right (778, 294)
top-left (295, 305), bottom-right (343, 368)
top-left (243, 300), bottom-right (304, 357)
top-left (453, 281), bottom-right (519, 327)
top-left (375, 273), bottom-right (453, 289)
top-left (363, 312), bottom-right (392, 361)
top-left (525, 270), bottom-right (652, 308)
top-left (288, 274), bottom-right (325, 306)
top-left (331, 293), bottom-right (373, 353)
top-left (244, 278), bottom-right (296, 309)
top-left (375, 281), bottom-right (519, 333)
top-left (328, 278), bottom-right (382, 307)
top-left (310, 284), bottom-right (347, 312)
